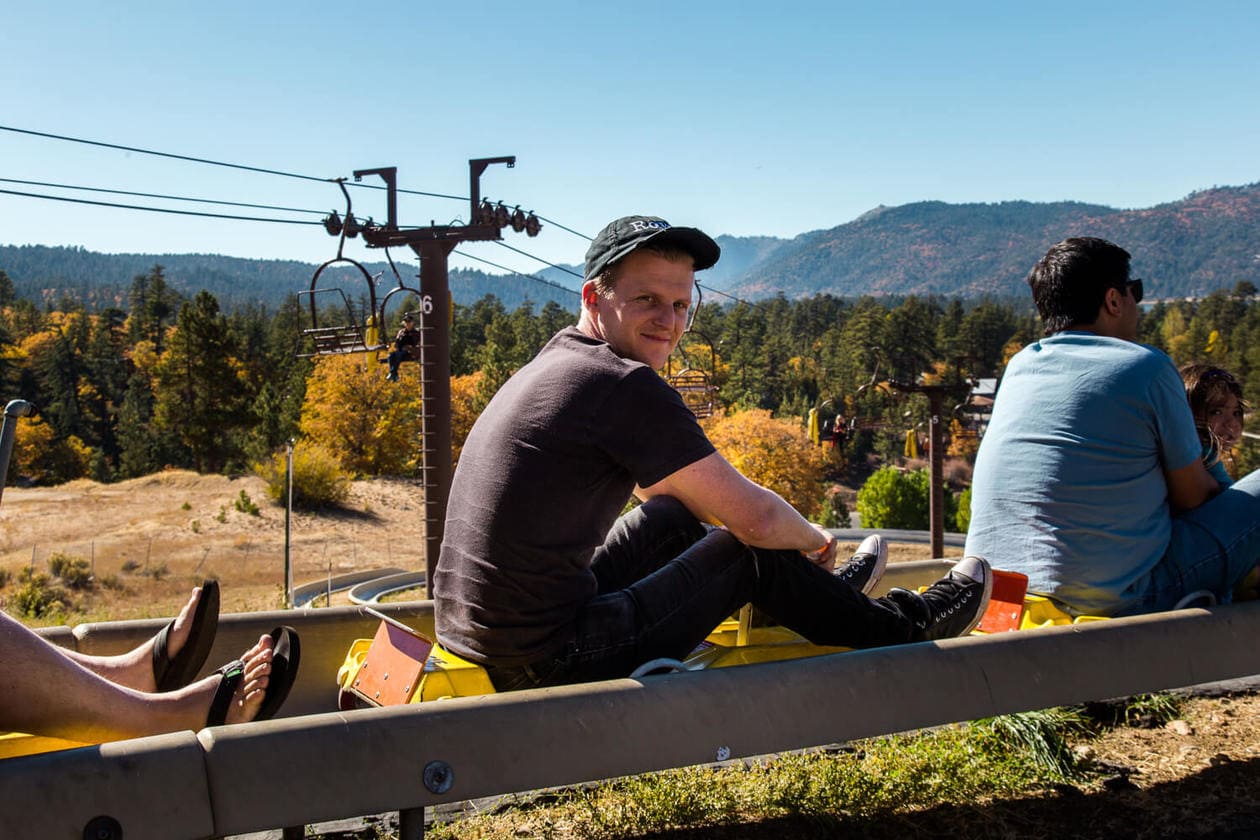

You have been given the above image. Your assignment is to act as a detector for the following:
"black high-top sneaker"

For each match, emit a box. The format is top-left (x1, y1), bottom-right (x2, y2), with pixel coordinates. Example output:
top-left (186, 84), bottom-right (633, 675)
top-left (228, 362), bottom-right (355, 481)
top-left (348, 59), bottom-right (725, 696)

top-left (834, 534), bottom-right (888, 595)
top-left (885, 555), bottom-right (993, 641)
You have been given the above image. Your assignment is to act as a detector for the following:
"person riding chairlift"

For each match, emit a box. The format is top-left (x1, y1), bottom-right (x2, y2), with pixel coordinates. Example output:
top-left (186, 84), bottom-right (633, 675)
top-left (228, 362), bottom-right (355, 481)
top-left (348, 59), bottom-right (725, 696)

top-left (385, 314), bottom-right (420, 382)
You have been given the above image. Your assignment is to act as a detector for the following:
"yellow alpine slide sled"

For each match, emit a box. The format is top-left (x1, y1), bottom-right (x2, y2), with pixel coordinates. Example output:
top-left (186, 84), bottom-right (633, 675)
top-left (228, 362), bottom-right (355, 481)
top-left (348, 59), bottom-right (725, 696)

top-left (0, 563), bottom-right (1098, 761)
top-left (335, 567), bottom-right (1105, 710)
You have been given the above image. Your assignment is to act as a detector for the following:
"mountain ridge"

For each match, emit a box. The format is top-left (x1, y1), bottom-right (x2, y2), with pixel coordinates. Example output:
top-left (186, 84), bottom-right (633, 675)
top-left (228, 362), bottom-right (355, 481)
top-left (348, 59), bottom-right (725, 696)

top-left (3, 183), bottom-right (1257, 310)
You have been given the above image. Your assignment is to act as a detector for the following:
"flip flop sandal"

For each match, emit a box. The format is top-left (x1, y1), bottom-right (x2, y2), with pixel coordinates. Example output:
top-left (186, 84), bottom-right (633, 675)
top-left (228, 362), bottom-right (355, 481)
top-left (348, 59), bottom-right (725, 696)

top-left (256, 626), bottom-right (301, 722)
top-left (152, 579), bottom-right (221, 692)
top-left (205, 660), bottom-right (246, 727)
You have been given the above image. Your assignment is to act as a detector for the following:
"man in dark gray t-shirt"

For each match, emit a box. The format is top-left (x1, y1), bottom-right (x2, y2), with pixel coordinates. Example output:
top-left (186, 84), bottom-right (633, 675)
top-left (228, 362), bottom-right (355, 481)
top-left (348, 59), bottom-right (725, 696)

top-left (433, 215), bottom-right (993, 690)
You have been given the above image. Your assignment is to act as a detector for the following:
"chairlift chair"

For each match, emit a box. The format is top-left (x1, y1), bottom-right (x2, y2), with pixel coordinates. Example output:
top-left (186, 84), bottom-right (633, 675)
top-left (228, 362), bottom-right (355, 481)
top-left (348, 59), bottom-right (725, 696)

top-left (665, 329), bottom-right (720, 419)
top-left (301, 179), bottom-right (394, 358)
top-left (666, 368), bottom-right (718, 419)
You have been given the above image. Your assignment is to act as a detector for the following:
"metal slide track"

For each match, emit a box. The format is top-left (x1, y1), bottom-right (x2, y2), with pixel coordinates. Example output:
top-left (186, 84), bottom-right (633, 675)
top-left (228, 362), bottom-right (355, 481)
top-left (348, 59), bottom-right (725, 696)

top-left (346, 571), bottom-right (427, 605)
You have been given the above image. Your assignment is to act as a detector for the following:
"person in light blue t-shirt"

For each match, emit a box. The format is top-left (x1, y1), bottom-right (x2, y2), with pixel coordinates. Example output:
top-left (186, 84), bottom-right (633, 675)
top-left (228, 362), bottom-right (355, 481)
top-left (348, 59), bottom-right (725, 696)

top-left (965, 237), bottom-right (1260, 617)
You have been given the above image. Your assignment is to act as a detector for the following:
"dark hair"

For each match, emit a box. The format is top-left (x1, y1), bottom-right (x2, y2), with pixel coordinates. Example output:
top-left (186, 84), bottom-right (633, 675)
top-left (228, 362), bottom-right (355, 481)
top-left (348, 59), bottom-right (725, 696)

top-left (1180, 363), bottom-right (1248, 459)
top-left (1026, 237), bottom-right (1131, 336)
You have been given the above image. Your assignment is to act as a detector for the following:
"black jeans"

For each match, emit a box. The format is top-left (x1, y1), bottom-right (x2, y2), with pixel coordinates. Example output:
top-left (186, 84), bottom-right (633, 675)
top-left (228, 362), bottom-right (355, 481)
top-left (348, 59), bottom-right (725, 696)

top-left (486, 496), bottom-right (915, 692)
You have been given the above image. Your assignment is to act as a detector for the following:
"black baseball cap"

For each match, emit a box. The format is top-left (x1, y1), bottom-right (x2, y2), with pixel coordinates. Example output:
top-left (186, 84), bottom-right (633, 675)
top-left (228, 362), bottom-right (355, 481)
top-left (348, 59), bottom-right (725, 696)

top-left (583, 215), bottom-right (721, 282)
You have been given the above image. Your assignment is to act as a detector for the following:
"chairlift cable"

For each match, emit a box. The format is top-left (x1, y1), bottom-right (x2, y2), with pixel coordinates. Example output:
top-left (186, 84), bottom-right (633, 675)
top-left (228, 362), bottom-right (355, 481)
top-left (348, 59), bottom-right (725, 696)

top-left (0, 124), bottom-right (462, 201)
top-left (0, 187), bottom-right (321, 225)
top-left (453, 249), bottom-right (581, 298)
top-left (492, 241), bottom-right (584, 278)
top-left (0, 126), bottom-right (735, 270)
top-left (1, 125), bottom-right (628, 247)
top-left (0, 176), bottom-right (327, 215)
top-left (528, 213), bottom-right (591, 240)
top-left (698, 285), bottom-right (749, 305)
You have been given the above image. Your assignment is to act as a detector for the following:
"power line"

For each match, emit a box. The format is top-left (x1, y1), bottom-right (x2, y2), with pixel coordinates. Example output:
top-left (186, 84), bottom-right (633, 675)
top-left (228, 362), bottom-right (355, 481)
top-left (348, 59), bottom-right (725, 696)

top-left (1, 124), bottom-right (600, 241)
top-left (5, 178), bottom-right (752, 304)
top-left (0, 125), bottom-right (739, 294)
top-left (0, 176), bottom-right (327, 216)
top-left (453, 249), bottom-right (581, 298)
top-left (530, 212), bottom-right (591, 241)
top-left (0, 124), bottom-right (464, 201)
top-left (0, 187), bottom-right (321, 225)
top-left (697, 284), bottom-right (748, 305)
top-left (493, 240), bottom-right (583, 278)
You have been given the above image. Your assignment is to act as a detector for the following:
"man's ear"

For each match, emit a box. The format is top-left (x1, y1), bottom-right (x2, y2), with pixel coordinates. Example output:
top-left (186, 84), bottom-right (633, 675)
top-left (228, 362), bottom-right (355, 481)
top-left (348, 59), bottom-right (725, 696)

top-left (1102, 286), bottom-right (1124, 317)
top-left (581, 280), bottom-right (599, 311)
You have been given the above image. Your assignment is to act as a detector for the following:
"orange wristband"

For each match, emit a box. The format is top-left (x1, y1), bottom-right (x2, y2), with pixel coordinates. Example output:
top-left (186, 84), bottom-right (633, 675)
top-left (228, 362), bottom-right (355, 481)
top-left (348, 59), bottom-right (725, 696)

top-left (805, 534), bottom-right (835, 556)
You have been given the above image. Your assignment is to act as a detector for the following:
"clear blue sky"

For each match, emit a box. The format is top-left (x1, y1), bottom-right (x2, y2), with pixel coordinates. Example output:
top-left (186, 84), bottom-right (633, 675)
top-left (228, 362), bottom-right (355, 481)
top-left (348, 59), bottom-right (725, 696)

top-left (3, 1), bottom-right (1258, 284)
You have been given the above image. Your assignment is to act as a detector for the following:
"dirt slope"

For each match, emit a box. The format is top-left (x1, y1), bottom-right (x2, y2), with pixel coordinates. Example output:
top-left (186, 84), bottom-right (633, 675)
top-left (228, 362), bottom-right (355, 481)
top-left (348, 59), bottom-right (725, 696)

top-left (0, 471), bottom-right (429, 620)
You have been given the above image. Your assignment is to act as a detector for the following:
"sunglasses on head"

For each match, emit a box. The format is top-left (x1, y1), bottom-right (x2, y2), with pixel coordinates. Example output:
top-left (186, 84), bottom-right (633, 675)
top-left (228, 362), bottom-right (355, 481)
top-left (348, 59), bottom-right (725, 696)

top-left (1202, 368), bottom-right (1237, 384)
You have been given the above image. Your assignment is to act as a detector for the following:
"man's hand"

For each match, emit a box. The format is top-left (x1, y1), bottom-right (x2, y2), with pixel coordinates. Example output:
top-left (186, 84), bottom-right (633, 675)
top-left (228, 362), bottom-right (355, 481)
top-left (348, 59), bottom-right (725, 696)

top-left (801, 526), bottom-right (837, 571)
top-left (638, 451), bottom-right (832, 554)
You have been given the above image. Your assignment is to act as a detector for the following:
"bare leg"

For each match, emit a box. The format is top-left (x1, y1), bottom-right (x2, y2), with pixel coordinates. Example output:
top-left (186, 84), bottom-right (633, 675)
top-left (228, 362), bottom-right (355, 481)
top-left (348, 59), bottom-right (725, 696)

top-left (59, 585), bottom-right (206, 692)
top-left (0, 609), bottom-right (272, 743)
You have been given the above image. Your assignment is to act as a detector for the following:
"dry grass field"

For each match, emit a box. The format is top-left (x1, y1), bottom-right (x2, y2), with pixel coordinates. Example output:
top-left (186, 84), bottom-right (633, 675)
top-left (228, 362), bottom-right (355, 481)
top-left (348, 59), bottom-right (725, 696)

top-left (0, 470), bottom-right (434, 623)
top-left (0, 470), bottom-right (938, 626)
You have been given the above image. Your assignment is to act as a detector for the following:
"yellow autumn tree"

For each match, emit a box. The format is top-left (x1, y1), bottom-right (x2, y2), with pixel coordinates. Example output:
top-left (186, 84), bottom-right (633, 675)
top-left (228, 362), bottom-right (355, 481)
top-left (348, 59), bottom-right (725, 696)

top-left (298, 354), bottom-right (424, 475)
top-left (17, 328), bottom-right (58, 362)
top-left (12, 417), bottom-right (91, 485)
top-left (946, 417), bottom-right (979, 458)
top-left (1000, 338), bottom-right (1024, 370)
top-left (701, 408), bottom-right (828, 518)
top-left (1161, 307), bottom-right (1192, 363)
top-left (451, 371), bottom-right (485, 465)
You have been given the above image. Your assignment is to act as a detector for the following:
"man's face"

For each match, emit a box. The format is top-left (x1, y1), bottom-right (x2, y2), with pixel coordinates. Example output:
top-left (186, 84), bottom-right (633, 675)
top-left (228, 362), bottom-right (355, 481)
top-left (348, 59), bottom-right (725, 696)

top-left (1118, 281), bottom-right (1141, 341)
top-left (584, 249), bottom-right (694, 369)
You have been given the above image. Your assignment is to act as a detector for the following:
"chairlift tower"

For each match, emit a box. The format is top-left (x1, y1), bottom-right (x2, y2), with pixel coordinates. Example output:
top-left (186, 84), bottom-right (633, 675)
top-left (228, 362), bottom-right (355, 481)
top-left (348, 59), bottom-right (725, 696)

top-left (887, 377), bottom-right (973, 558)
top-left (350, 158), bottom-right (540, 585)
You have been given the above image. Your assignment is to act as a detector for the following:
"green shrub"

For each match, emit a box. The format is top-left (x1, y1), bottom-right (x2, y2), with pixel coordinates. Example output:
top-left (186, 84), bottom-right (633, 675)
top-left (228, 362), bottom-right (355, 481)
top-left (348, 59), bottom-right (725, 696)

top-left (0, 568), bottom-right (10, 589)
top-left (817, 487), bottom-right (851, 529)
top-left (857, 467), bottom-right (958, 531)
top-left (955, 486), bottom-right (972, 533)
top-left (215, 506), bottom-right (227, 523)
top-left (48, 552), bottom-right (93, 590)
top-left (13, 567), bottom-right (69, 618)
top-left (234, 490), bottom-right (260, 516)
top-left (257, 443), bottom-right (352, 509)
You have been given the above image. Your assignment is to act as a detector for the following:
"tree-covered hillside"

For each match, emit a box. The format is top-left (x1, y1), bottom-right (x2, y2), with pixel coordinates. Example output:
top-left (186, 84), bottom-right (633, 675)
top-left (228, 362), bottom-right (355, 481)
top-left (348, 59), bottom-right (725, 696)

top-left (0, 245), bottom-right (581, 313)
top-left (732, 183), bottom-right (1260, 300)
top-left (3, 182), bottom-right (1259, 310)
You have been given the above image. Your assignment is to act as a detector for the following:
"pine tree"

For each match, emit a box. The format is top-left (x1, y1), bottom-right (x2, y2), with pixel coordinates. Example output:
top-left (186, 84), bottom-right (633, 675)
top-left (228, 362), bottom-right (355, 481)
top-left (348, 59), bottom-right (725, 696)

top-left (80, 308), bottom-right (132, 471)
top-left (127, 265), bottom-right (181, 353)
top-left (115, 370), bottom-right (163, 478)
top-left (151, 291), bottom-right (253, 473)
